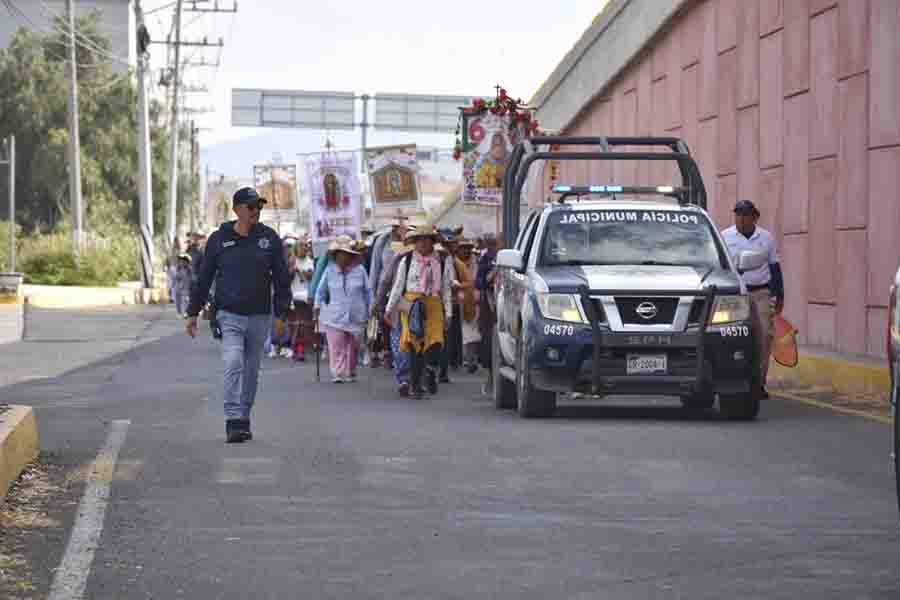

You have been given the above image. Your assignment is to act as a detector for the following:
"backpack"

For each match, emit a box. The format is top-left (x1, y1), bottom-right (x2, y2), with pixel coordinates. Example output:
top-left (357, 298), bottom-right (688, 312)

top-left (408, 298), bottom-right (426, 338)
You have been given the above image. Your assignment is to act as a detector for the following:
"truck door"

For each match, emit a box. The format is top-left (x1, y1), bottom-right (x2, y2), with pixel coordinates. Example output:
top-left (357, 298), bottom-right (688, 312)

top-left (498, 212), bottom-right (540, 362)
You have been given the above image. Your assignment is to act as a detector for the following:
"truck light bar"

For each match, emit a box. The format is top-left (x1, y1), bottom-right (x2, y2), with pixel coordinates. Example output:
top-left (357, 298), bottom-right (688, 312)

top-left (551, 184), bottom-right (688, 195)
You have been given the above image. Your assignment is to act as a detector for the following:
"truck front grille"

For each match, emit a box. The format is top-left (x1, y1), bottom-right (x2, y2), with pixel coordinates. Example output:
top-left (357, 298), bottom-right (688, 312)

top-left (615, 297), bottom-right (679, 325)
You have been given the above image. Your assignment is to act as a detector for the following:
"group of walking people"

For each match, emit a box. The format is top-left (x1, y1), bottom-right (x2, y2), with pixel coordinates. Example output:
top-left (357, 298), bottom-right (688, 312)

top-left (312, 217), bottom-right (501, 400)
top-left (183, 186), bottom-right (501, 442)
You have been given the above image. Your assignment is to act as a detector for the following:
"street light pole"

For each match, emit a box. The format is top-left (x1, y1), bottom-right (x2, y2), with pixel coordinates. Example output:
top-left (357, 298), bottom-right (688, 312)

top-left (166, 0), bottom-right (184, 248)
top-left (65, 0), bottom-right (84, 258)
top-left (8, 136), bottom-right (14, 273)
top-left (135, 0), bottom-right (155, 289)
top-left (2, 136), bottom-right (15, 272)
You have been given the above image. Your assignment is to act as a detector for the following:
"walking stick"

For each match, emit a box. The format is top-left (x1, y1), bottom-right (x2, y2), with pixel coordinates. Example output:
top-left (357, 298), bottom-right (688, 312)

top-left (314, 318), bottom-right (321, 382)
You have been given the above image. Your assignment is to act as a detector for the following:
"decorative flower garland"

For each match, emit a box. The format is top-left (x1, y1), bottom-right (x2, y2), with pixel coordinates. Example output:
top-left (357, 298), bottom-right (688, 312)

top-left (453, 87), bottom-right (543, 161)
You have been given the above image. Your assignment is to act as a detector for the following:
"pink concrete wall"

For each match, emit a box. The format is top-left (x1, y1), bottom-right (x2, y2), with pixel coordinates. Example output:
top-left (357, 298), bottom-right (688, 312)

top-left (555, 0), bottom-right (899, 357)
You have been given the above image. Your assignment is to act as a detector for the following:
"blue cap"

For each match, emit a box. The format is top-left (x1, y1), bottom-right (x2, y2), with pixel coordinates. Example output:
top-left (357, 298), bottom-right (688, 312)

top-left (734, 199), bottom-right (759, 216)
top-left (233, 187), bottom-right (267, 206)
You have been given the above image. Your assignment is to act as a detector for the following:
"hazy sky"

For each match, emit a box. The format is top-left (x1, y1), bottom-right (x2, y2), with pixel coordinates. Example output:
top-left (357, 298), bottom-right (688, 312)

top-left (144, 0), bottom-right (608, 148)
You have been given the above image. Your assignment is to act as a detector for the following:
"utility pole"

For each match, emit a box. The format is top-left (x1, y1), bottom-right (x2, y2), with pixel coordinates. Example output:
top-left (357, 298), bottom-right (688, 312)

top-left (189, 121), bottom-right (197, 234)
top-left (1, 136), bottom-right (14, 272)
top-left (166, 0), bottom-right (184, 248)
top-left (135, 0), bottom-right (155, 289)
top-left (360, 94), bottom-right (370, 175)
top-left (65, 0), bottom-right (83, 258)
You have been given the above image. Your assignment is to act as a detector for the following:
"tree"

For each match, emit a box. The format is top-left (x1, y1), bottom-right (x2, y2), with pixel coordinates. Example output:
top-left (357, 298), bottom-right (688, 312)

top-left (0, 14), bottom-right (191, 235)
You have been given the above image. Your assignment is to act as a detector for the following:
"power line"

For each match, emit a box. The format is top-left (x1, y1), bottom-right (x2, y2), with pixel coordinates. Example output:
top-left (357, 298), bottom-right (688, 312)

top-left (35, 0), bottom-right (131, 66)
top-left (5, 0), bottom-right (132, 68)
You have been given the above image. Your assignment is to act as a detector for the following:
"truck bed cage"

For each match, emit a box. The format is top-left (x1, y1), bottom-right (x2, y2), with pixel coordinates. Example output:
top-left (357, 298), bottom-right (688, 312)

top-left (501, 136), bottom-right (709, 248)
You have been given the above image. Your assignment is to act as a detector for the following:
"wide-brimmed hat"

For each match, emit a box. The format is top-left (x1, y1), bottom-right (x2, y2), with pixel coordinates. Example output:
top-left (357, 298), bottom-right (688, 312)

top-left (328, 234), bottom-right (361, 255)
top-left (456, 237), bottom-right (476, 248)
top-left (405, 226), bottom-right (440, 243)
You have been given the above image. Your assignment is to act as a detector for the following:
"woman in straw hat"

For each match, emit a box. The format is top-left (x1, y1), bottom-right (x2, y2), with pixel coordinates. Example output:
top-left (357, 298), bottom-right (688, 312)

top-left (384, 226), bottom-right (453, 399)
top-left (375, 228), bottom-right (419, 395)
top-left (314, 234), bottom-right (372, 383)
top-left (454, 238), bottom-right (482, 373)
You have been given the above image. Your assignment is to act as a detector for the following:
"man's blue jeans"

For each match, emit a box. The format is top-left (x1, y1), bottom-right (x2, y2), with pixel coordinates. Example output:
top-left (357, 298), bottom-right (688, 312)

top-left (218, 310), bottom-right (270, 420)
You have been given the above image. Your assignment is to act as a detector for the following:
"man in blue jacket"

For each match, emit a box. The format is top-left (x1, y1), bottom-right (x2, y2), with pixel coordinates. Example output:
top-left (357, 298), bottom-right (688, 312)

top-left (186, 187), bottom-right (292, 443)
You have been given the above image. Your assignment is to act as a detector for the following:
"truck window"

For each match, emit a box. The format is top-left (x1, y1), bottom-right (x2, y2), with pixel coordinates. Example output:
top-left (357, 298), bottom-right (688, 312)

top-left (520, 214), bottom-right (541, 264)
top-left (514, 213), bottom-right (537, 251)
top-left (539, 209), bottom-right (725, 269)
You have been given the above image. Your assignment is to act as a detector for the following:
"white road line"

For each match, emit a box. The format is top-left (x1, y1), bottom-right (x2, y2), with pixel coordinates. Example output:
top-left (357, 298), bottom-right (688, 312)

top-left (47, 419), bottom-right (130, 600)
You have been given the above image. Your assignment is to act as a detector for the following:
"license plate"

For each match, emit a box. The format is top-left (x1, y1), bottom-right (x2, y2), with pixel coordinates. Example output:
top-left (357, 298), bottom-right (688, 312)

top-left (626, 354), bottom-right (667, 375)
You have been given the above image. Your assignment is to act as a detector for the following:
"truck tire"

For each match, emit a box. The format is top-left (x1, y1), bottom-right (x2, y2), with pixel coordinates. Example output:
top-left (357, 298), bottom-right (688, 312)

top-left (516, 338), bottom-right (556, 418)
top-left (891, 364), bottom-right (899, 513)
top-left (719, 390), bottom-right (760, 421)
top-left (493, 329), bottom-right (517, 410)
top-left (680, 389), bottom-right (715, 412)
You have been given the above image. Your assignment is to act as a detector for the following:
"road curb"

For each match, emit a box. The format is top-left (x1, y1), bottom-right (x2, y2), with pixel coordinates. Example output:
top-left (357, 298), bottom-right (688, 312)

top-left (769, 348), bottom-right (890, 419)
top-left (770, 349), bottom-right (889, 394)
top-left (23, 284), bottom-right (168, 309)
top-left (0, 405), bottom-right (40, 501)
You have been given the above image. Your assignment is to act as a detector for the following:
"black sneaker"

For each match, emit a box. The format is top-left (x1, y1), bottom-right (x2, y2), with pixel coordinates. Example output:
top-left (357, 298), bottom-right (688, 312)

top-left (411, 386), bottom-right (425, 400)
top-left (226, 419), bottom-right (246, 444)
top-left (239, 418), bottom-right (253, 441)
top-left (426, 369), bottom-right (439, 395)
top-left (466, 363), bottom-right (478, 374)
top-left (439, 373), bottom-right (451, 384)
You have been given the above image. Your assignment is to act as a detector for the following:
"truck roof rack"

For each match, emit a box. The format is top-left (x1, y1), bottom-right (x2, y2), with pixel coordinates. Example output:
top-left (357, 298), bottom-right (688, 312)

top-left (501, 136), bottom-right (708, 248)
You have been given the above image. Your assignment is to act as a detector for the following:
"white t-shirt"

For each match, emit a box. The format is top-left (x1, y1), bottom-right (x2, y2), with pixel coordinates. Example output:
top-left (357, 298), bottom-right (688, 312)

top-left (292, 256), bottom-right (315, 301)
top-left (720, 225), bottom-right (780, 287)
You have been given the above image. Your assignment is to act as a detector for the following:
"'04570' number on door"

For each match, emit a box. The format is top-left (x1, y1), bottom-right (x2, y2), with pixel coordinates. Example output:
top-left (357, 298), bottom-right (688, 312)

top-left (544, 324), bottom-right (575, 336)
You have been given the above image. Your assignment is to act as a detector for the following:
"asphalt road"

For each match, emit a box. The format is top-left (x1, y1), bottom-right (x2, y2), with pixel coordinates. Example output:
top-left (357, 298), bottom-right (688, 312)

top-left (2, 306), bottom-right (899, 599)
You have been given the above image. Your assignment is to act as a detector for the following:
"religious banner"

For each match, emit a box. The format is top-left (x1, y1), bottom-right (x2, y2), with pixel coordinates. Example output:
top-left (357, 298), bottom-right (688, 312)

top-left (253, 164), bottom-right (298, 210)
top-left (306, 153), bottom-right (362, 243)
top-left (365, 144), bottom-right (421, 210)
top-left (454, 88), bottom-right (543, 206)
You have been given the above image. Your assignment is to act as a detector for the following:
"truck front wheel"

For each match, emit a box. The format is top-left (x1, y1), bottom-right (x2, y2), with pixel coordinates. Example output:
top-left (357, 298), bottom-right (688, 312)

top-left (493, 329), bottom-right (517, 410)
top-left (719, 390), bottom-right (760, 421)
top-left (516, 338), bottom-right (556, 419)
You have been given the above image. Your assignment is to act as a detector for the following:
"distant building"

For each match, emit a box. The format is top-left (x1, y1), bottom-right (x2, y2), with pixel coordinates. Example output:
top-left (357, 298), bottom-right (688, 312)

top-left (0, 0), bottom-right (135, 73)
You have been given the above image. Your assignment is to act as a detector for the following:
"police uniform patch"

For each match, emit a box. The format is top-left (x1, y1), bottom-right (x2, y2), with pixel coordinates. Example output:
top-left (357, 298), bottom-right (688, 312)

top-left (258, 238), bottom-right (271, 250)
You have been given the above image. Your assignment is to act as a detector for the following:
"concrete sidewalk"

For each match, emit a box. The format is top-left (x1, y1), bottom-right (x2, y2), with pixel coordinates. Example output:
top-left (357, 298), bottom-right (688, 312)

top-left (0, 305), bottom-right (184, 390)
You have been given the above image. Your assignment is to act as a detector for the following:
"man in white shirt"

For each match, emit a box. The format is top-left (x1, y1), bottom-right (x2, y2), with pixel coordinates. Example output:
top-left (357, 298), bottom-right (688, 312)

top-left (721, 200), bottom-right (785, 399)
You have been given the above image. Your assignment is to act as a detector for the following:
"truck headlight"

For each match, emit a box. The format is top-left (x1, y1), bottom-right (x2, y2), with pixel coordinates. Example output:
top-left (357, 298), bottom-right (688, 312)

top-left (536, 293), bottom-right (586, 323)
top-left (710, 295), bottom-right (751, 324)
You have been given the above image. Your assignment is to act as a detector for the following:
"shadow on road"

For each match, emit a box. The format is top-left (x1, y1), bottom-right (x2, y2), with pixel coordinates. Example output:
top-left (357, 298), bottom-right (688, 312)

top-left (552, 405), bottom-right (730, 422)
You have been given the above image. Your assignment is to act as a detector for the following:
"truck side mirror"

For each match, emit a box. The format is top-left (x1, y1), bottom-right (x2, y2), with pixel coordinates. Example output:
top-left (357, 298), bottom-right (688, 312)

top-left (497, 249), bottom-right (524, 272)
top-left (736, 249), bottom-right (767, 273)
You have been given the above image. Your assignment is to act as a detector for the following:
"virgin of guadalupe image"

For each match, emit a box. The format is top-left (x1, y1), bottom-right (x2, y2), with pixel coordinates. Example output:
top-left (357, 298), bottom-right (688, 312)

top-left (323, 172), bottom-right (344, 210)
top-left (474, 131), bottom-right (510, 189)
top-left (388, 170), bottom-right (402, 195)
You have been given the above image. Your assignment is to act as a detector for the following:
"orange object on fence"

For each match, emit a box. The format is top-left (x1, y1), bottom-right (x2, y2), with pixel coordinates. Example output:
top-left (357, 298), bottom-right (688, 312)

top-left (772, 313), bottom-right (799, 368)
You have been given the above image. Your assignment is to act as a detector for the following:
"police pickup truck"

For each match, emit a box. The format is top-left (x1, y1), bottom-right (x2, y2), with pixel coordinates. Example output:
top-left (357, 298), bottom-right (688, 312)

top-left (492, 137), bottom-right (767, 420)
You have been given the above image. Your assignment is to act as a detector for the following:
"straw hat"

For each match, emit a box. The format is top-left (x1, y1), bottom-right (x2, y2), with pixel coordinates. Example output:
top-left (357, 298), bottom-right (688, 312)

top-left (328, 234), bottom-right (361, 255)
top-left (404, 225), bottom-right (440, 243)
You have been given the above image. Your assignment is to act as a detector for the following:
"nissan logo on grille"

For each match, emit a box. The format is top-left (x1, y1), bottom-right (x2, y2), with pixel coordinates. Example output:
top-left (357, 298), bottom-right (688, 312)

top-left (635, 302), bottom-right (659, 320)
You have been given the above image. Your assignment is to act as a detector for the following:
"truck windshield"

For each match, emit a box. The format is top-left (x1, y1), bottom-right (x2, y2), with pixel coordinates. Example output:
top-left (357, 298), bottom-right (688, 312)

top-left (539, 209), bottom-right (725, 268)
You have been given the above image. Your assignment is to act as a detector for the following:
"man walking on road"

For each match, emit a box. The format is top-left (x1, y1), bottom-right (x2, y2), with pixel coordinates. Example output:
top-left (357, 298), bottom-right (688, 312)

top-left (185, 187), bottom-right (293, 443)
top-left (721, 200), bottom-right (785, 399)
